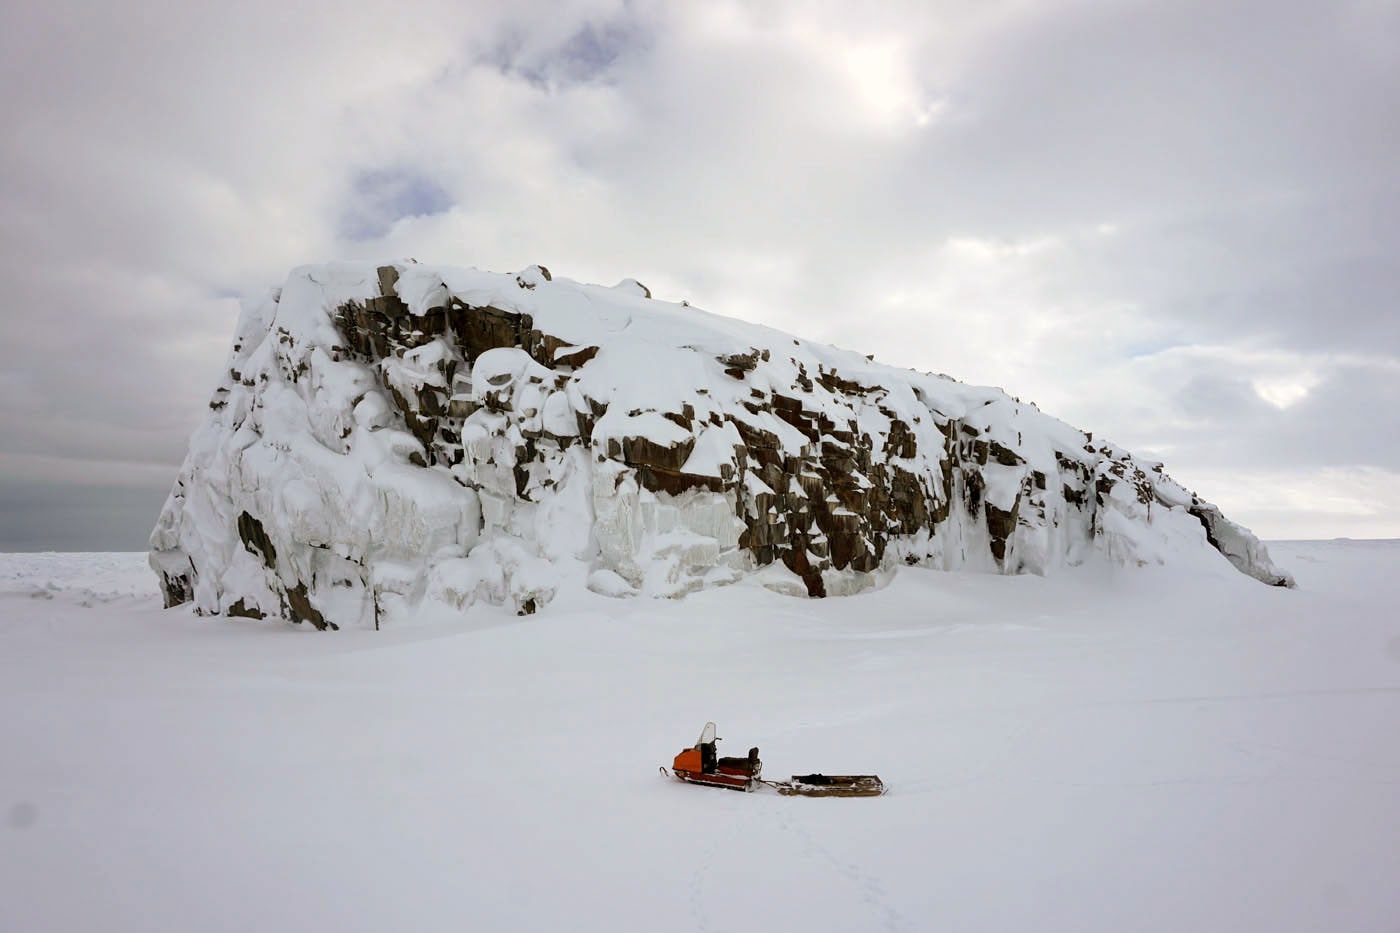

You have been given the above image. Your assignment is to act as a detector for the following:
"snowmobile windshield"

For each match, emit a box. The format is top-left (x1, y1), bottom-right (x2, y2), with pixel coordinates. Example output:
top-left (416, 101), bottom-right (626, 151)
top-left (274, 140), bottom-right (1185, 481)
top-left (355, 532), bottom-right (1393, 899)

top-left (696, 722), bottom-right (716, 746)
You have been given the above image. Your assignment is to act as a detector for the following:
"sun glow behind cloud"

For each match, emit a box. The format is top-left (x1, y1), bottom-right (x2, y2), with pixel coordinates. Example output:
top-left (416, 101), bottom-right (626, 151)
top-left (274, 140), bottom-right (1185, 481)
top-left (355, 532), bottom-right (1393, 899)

top-left (1252, 373), bottom-right (1321, 409)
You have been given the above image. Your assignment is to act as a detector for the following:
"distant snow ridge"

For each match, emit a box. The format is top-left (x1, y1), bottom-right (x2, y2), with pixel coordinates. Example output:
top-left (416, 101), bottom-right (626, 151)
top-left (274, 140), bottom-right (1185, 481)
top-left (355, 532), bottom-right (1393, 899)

top-left (149, 261), bottom-right (1293, 629)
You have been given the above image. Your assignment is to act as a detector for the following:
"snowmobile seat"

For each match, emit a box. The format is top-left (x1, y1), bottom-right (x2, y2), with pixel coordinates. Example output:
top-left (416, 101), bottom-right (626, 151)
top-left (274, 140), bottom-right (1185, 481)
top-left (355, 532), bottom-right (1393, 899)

top-left (718, 747), bottom-right (761, 774)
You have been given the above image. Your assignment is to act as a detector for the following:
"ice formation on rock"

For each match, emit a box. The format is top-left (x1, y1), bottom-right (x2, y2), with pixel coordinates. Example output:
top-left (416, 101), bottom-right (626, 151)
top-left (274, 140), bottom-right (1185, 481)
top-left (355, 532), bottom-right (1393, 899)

top-left (150, 261), bottom-right (1293, 629)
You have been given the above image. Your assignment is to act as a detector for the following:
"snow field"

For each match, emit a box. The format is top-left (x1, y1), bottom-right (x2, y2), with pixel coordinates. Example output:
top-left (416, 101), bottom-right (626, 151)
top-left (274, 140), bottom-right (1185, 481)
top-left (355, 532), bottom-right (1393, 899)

top-left (2, 541), bottom-right (1397, 932)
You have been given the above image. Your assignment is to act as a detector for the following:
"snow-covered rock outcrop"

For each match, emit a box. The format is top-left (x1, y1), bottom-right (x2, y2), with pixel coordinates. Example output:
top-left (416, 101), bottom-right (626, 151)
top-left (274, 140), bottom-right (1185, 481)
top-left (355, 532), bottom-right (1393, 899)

top-left (150, 261), bottom-right (1293, 629)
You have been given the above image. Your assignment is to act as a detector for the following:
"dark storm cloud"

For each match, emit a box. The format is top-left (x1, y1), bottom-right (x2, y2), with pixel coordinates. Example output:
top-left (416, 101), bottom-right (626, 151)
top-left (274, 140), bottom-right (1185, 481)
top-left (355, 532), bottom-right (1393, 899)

top-left (1, 0), bottom-right (1397, 548)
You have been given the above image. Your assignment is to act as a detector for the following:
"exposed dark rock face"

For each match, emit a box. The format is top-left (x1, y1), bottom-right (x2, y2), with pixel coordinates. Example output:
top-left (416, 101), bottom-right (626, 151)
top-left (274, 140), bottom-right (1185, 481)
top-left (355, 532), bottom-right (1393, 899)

top-left (237, 511), bottom-right (276, 569)
top-left (285, 581), bottom-right (335, 631)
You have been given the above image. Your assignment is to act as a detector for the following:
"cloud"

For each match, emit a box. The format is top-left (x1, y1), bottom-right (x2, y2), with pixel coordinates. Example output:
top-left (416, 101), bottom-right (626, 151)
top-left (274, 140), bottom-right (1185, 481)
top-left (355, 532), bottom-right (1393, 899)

top-left (0, 479), bottom-right (171, 552)
top-left (341, 169), bottom-right (454, 241)
top-left (1181, 466), bottom-right (1400, 541)
top-left (1, 0), bottom-right (1397, 547)
top-left (490, 15), bottom-right (644, 87)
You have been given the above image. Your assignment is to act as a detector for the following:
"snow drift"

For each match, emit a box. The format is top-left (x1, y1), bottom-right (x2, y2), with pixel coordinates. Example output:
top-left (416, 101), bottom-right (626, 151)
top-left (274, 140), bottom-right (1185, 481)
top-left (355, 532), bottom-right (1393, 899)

top-left (149, 261), bottom-right (1292, 628)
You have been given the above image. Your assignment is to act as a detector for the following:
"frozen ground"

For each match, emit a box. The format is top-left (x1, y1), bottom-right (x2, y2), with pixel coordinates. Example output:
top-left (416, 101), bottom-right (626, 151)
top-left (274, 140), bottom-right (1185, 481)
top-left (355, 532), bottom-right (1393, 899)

top-left (2, 542), bottom-right (1398, 932)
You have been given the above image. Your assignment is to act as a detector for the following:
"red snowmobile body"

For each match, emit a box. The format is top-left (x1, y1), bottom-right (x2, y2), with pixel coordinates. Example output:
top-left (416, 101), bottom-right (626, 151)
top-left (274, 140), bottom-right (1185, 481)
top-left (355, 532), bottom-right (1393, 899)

top-left (669, 722), bottom-right (762, 792)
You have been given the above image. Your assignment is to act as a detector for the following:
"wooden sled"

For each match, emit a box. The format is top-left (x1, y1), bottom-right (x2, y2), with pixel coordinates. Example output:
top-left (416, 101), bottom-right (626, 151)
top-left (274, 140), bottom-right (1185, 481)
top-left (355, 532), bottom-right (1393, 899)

top-left (773, 774), bottom-right (885, 797)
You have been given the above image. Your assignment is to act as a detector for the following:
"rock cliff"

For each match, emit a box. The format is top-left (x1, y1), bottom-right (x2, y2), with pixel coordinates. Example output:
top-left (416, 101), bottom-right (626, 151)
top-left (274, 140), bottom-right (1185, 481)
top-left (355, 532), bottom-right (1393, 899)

top-left (150, 260), bottom-right (1292, 629)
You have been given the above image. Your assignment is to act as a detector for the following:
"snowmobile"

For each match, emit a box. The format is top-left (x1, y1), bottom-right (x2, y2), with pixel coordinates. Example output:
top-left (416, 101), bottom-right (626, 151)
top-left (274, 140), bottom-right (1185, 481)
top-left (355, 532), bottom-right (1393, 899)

top-left (667, 722), bottom-right (763, 791)
top-left (663, 722), bottom-right (885, 796)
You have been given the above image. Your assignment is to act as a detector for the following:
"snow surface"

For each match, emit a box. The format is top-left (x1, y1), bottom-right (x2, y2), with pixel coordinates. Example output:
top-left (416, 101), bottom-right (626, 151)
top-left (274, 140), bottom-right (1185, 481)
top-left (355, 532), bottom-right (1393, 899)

top-left (3, 541), bottom-right (1397, 932)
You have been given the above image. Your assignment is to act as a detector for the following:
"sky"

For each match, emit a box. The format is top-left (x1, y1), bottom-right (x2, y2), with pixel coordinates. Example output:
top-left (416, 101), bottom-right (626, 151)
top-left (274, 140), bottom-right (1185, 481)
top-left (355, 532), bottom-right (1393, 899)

top-left (1, 0), bottom-right (1397, 550)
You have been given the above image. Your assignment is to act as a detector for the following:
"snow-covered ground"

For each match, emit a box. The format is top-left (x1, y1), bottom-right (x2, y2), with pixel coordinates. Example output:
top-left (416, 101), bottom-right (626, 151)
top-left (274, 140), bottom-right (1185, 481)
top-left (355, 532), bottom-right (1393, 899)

top-left (3, 542), bottom-right (1397, 932)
